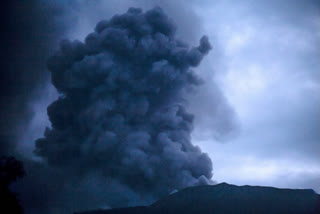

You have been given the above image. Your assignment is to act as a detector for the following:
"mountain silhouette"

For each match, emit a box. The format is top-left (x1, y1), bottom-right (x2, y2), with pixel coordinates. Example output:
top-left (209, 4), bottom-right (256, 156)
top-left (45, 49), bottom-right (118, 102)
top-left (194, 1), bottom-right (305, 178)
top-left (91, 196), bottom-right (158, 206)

top-left (76, 183), bottom-right (320, 214)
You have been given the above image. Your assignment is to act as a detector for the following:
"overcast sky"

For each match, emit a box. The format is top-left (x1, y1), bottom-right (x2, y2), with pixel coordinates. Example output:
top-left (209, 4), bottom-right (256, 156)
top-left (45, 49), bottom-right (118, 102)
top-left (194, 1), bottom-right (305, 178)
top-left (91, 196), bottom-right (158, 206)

top-left (193, 0), bottom-right (320, 192)
top-left (16, 0), bottom-right (320, 193)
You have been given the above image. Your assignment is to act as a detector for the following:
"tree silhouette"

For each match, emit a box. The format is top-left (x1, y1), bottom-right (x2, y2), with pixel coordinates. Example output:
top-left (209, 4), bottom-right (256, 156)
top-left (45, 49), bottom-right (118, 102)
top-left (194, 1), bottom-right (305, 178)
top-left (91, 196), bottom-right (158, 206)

top-left (0, 156), bottom-right (25, 214)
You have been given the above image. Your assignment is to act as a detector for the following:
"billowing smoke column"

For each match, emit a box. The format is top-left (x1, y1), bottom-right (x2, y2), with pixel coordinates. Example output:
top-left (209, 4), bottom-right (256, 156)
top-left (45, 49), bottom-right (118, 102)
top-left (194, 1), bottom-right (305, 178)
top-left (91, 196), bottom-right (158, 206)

top-left (35, 7), bottom-right (212, 198)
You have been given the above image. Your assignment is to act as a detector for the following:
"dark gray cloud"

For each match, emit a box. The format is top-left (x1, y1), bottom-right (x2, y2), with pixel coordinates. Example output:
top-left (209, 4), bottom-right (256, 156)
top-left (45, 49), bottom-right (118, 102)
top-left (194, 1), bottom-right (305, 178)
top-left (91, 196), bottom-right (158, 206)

top-left (20, 7), bottom-right (214, 213)
top-left (54, 0), bottom-right (240, 142)
top-left (0, 1), bottom-right (236, 213)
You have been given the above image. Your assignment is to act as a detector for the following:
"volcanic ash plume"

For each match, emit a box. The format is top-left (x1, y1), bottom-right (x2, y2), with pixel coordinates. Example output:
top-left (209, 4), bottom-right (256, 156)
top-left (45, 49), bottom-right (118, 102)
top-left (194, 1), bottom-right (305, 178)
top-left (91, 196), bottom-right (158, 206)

top-left (35, 7), bottom-right (212, 198)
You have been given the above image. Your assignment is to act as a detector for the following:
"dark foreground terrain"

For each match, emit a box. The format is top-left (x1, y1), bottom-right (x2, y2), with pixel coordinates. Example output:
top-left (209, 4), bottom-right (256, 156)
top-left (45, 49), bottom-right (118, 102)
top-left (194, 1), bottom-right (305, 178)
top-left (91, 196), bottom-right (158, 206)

top-left (76, 183), bottom-right (320, 214)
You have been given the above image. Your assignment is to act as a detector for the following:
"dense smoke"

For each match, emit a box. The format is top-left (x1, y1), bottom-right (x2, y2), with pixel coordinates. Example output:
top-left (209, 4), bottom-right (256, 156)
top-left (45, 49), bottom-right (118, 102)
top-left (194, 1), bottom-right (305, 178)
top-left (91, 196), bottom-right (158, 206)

top-left (35, 6), bottom-right (213, 202)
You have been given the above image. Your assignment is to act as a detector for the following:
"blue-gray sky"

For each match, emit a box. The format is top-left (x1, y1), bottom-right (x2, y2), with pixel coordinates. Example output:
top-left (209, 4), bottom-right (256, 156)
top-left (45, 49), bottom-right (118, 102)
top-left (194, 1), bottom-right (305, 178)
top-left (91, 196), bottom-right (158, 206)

top-left (191, 0), bottom-right (320, 192)
top-left (16, 0), bottom-right (319, 194)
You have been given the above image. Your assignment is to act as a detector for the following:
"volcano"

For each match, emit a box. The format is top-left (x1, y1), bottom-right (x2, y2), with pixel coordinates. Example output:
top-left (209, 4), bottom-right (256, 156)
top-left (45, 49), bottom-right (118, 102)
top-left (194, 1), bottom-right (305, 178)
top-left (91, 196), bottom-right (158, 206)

top-left (75, 183), bottom-right (320, 214)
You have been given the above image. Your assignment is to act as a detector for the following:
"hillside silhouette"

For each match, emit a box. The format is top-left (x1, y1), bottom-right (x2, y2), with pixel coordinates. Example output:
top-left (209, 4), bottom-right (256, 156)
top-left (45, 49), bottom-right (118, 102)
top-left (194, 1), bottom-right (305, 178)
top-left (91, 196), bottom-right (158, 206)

top-left (0, 156), bottom-right (25, 214)
top-left (76, 183), bottom-right (320, 214)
